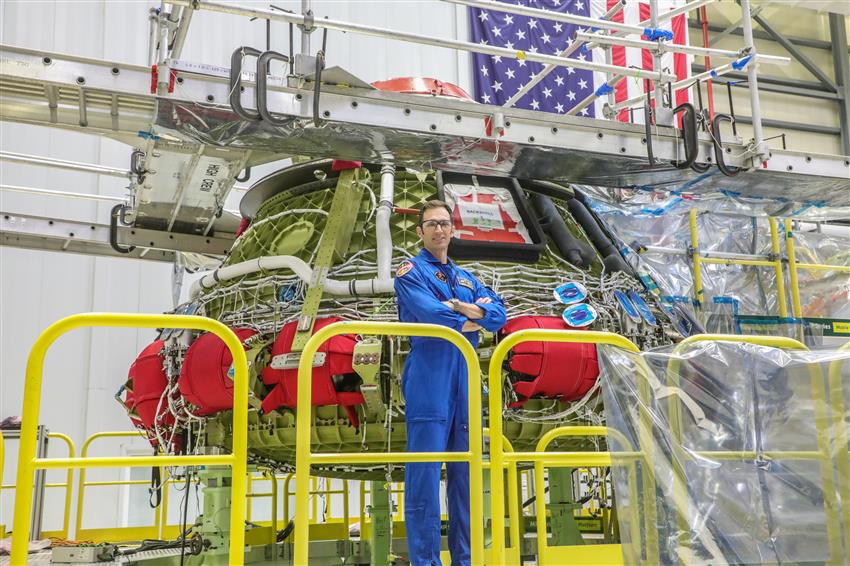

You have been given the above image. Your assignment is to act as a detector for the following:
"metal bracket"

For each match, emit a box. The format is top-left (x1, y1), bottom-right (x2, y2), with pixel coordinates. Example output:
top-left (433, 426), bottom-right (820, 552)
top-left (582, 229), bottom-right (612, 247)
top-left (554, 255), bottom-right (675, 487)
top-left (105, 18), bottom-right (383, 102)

top-left (352, 339), bottom-right (384, 415)
top-left (290, 167), bottom-right (367, 351)
top-left (270, 351), bottom-right (326, 370)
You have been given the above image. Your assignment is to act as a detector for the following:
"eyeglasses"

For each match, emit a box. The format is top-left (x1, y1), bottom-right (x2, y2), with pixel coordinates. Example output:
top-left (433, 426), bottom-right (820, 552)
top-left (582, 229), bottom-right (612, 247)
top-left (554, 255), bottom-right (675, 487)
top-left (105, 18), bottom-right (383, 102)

top-left (420, 220), bottom-right (452, 230)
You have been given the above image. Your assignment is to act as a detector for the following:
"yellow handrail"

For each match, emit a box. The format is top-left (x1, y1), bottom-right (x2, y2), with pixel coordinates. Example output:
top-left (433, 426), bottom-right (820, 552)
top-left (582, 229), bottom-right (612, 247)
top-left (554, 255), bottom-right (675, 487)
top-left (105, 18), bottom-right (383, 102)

top-left (69, 430), bottom-right (149, 539)
top-left (827, 342), bottom-right (850, 549)
top-left (11, 313), bottom-right (249, 565)
top-left (488, 329), bottom-right (655, 565)
top-left (44, 432), bottom-right (74, 539)
top-left (482, 427), bottom-right (520, 552)
top-left (784, 219), bottom-right (804, 319)
top-left (0, 432), bottom-right (75, 540)
top-left (668, 334), bottom-right (845, 564)
top-left (294, 321), bottom-right (484, 565)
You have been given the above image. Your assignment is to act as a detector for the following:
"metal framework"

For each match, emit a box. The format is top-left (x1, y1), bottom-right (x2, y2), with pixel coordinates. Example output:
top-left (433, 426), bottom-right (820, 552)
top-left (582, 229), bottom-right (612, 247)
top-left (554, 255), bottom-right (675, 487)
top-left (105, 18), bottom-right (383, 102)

top-left (2, 0), bottom-right (849, 267)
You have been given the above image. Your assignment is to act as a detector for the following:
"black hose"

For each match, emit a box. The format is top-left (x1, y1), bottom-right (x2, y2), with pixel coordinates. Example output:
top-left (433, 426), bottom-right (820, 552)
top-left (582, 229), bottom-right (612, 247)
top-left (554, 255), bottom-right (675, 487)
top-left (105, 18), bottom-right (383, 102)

top-left (236, 166), bottom-right (251, 182)
top-left (313, 49), bottom-right (325, 127)
top-left (256, 50), bottom-right (291, 126)
top-left (531, 193), bottom-right (595, 269)
top-left (566, 198), bottom-right (629, 273)
top-left (109, 204), bottom-right (135, 254)
top-left (643, 79), bottom-right (656, 166)
top-left (229, 46), bottom-right (262, 121)
top-left (671, 102), bottom-right (698, 170)
top-left (711, 113), bottom-right (742, 177)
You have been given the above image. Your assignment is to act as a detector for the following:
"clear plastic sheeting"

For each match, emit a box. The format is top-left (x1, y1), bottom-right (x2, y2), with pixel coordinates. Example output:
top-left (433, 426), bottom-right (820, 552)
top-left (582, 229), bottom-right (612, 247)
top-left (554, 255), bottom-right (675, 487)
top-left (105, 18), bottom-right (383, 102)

top-left (598, 339), bottom-right (850, 565)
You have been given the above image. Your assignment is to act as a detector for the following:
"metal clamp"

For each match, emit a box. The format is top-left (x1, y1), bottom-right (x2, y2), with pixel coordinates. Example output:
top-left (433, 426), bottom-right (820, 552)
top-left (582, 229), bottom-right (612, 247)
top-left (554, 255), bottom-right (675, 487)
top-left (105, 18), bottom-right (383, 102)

top-left (229, 46), bottom-right (262, 121)
top-left (711, 113), bottom-right (742, 177)
top-left (256, 50), bottom-right (291, 126)
top-left (109, 204), bottom-right (136, 254)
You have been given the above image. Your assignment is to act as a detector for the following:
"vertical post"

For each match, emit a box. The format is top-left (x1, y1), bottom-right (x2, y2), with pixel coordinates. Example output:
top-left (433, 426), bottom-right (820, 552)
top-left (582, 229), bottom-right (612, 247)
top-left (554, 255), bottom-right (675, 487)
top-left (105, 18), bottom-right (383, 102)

top-left (739, 0), bottom-right (770, 164)
top-left (547, 468), bottom-right (584, 546)
top-left (30, 426), bottom-right (49, 539)
top-left (784, 219), bottom-right (803, 320)
top-left (689, 209), bottom-right (704, 310)
top-left (369, 480), bottom-right (391, 566)
top-left (829, 13), bottom-right (850, 156)
top-left (767, 218), bottom-right (788, 319)
top-left (649, 0), bottom-right (671, 126)
top-left (301, 0), bottom-right (312, 55)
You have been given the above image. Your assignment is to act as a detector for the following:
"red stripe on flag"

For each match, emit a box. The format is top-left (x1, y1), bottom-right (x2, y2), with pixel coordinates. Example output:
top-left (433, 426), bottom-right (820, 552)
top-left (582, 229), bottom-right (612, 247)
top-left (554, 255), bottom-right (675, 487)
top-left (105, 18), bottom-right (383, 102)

top-left (608, 0), bottom-right (629, 122)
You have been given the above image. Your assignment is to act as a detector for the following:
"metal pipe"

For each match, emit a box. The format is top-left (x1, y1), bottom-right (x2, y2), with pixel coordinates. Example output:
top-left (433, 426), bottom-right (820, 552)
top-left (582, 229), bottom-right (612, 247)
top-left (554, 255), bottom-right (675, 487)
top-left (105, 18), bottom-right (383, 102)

top-left (575, 31), bottom-right (788, 65)
top-left (169, 4), bottom-right (194, 59)
top-left (699, 5), bottom-right (715, 120)
top-left (376, 165), bottom-right (395, 282)
top-left (784, 219), bottom-right (803, 319)
top-left (768, 217), bottom-right (788, 319)
top-left (503, 0), bottom-right (625, 109)
top-left (649, 0), bottom-right (669, 126)
top-left (444, 0), bottom-right (644, 35)
top-left (611, 59), bottom-right (737, 111)
top-left (739, 0), bottom-right (768, 163)
top-left (585, 0), bottom-right (715, 50)
top-left (689, 209), bottom-right (704, 309)
top-left (0, 151), bottom-right (131, 178)
top-left (168, 0), bottom-right (673, 82)
top-left (300, 0), bottom-right (311, 55)
top-left (0, 184), bottom-right (126, 203)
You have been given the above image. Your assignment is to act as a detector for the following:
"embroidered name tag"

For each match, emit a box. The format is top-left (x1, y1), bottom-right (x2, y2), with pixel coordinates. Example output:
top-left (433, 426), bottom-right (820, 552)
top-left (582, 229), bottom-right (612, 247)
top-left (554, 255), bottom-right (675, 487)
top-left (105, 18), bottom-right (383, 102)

top-left (458, 278), bottom-right (474, 290)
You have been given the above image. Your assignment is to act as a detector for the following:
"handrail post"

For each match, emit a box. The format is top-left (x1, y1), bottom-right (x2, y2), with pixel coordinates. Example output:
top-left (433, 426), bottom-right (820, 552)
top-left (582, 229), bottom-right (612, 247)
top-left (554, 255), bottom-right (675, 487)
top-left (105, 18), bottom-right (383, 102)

top-left (11, 313), bottom-right (249, 565)
top-left (488, 329), bottom-right (645, 565)
top-left (294, 321), bottom-right (483, 564)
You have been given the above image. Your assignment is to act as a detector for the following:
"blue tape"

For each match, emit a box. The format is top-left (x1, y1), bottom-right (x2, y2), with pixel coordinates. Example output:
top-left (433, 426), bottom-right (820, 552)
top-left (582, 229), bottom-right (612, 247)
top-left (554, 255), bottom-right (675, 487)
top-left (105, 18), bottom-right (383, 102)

top-left (661, 295), bottom-right (691, 304)
top-left (595, 83), bottom-right (614, 97)
top-left (643, 27), bottom-right (674, 41)
top-left (731, 54), bottom-right (753, 70)
top-left (709, 70), bottom-right (717, 78)
top-left (137, 130), bottom-right (161, 141)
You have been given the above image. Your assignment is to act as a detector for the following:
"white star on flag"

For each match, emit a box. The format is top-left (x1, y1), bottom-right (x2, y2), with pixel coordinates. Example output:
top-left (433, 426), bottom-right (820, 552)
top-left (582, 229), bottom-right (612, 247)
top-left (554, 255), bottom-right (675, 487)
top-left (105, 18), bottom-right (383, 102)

top-left (482, 93), bottom-right (491, 103)
top-left (541, 32), bottom-right (551, 44)
top-left (530, 99), bottom-right (540, 110)
top-left (528, 18), bottom-right (537, 29)
top-left (554, 22), bottom-right (563, 33)
top-left (567, 90), bottom-right (576, 101)
top-left (506, 68), bottom-right (516, 79)
top-left (478, 12), bottom-right (488, 22)
top-left (504, 14), bottom-right (513, 25)
top-left (555, 102), bottom-right (565, 113)
top-left (516, 29), bottom-right (526, 40)
top-left (492, 26), bottom-right (501, 37)
top-left (493, 81), bottom-right (503, 92)
top-left (555, 75), bottom-right (565, 86)
top-left (578, 78), bottom-right (588, 89)
top-left (542, 86), bottom-right (552, 98)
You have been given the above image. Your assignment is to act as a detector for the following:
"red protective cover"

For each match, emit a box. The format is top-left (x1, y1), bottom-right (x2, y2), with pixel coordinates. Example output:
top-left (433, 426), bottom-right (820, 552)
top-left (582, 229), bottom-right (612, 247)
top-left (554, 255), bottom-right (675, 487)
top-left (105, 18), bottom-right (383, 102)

top-left (260, 318), bottom-right (364, 425)
top-left (178, 328), bottom-right (257, 415)
top-left (501, 316), bottom-right (599, 406)
top-left (371, 77), bottom-right (473, 100)
top-left (126, 340), bottom-right (174, 429)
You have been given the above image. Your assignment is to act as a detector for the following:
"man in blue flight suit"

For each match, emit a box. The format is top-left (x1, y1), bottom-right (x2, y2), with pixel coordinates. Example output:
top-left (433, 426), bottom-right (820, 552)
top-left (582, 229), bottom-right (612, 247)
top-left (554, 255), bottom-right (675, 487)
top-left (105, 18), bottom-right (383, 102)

top-left (395, 200), bottom-right (507, 566)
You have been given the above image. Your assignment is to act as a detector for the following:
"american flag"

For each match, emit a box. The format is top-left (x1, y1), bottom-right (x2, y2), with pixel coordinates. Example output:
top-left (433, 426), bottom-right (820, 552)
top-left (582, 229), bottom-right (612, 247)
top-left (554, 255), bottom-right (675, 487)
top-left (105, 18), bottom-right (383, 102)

top-left (469, 0), bottom-right (691, 121)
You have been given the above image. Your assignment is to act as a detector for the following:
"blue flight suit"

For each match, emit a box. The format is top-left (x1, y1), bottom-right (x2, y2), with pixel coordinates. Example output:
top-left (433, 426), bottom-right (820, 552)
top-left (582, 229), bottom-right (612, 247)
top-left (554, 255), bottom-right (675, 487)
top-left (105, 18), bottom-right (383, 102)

top-left (394, 248), bottom-right (507, 566)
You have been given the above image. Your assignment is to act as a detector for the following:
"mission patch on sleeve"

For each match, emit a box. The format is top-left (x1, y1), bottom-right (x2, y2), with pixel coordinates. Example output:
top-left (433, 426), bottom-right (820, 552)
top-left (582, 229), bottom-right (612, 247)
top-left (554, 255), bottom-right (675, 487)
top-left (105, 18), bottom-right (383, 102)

top-left (396, 260), bottom-right (414, 277)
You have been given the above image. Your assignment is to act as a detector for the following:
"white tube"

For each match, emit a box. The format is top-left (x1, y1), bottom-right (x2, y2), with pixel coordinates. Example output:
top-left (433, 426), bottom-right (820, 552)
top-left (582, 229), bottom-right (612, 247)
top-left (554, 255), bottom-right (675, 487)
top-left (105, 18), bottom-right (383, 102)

top-left (189, 254), bottom-right (396, 298)
top-left (190, 255), bottom-right (313, 297)
top-left (376, 164), bottom-right (395, 282)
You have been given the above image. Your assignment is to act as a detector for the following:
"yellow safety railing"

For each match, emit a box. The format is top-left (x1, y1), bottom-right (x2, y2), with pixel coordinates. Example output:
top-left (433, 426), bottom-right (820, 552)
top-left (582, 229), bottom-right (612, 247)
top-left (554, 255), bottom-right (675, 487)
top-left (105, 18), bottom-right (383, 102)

top-left (667, 335), bottom-right (846, 564)
top-left (0, 432), bottom-right (75, 540)
top-left (294, 321), bottom-right (484, 565)
top-left (282, 473), bottom-right (352, 541)
top-left (246, 469), bottom-right (279, 543)
top-left (74, 431), bottom-right (174, 542)
top-left (488, 329), bottom-right (654, 565)
top-left (690, 210), bottom-right (788, 317)
top-left (11, 313), bottom-right (249, 565)
top-left (482, 428), bottom-right (521, 555)
top-left (784, 219), bottom-right (850, 320)
top-left (827, 341), bottom-right (850, 551)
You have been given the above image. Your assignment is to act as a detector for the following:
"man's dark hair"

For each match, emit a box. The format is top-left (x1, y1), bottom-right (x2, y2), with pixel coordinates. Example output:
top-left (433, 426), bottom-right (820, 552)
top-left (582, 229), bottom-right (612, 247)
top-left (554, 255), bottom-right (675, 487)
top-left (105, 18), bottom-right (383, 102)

top-left (418, 200), bottom-right (453, 226)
